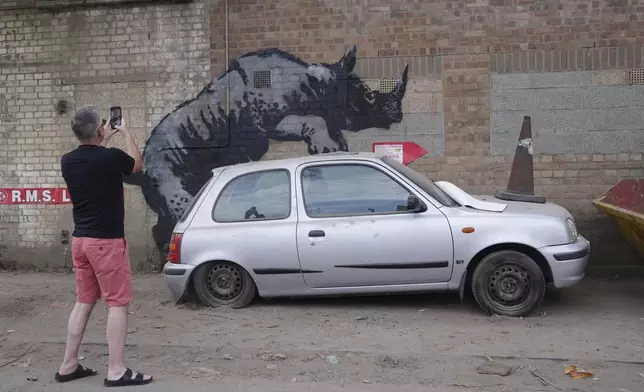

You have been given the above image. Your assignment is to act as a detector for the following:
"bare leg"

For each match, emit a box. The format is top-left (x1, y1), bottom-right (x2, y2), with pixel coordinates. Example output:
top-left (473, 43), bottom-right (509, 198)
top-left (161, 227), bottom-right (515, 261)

top-left (105, 305), bottom-right (152, 382)
top-left (58, 301), bottom-right (96, 375)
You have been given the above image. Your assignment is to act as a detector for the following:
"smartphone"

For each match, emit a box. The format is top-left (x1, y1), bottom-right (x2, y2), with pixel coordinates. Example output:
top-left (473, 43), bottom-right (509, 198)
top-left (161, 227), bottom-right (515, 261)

top-left (109, 106), bottom-right (122, 129)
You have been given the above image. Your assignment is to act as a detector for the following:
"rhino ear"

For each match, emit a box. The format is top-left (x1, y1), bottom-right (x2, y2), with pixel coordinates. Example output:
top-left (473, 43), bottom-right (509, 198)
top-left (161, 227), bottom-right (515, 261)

top-left (391, 64), bottom-right (409, 99)
top-left (337, 45), bottom-right (357, 73)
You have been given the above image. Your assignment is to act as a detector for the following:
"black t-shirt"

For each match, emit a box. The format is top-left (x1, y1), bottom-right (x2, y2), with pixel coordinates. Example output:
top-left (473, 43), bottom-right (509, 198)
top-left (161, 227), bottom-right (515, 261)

top-left (61, 145), bottom-right (135, 239)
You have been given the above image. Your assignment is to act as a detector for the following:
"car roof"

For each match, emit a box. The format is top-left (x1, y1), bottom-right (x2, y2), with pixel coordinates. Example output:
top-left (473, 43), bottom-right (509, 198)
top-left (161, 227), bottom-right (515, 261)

top-left (212, 152), bottom-right (387, 175)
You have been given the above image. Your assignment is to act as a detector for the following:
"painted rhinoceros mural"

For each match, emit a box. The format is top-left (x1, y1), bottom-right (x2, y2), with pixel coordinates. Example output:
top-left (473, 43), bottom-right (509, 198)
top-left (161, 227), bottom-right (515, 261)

top-left (124, 45), bottom-right (409, 254)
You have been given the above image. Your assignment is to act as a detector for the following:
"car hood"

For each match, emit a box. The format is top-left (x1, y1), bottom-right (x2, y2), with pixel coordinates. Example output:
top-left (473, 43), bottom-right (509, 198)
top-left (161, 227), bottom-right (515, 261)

top-left (435, 181), bottom-right (572, 220)
top-left (474, 194), bottom-right (572, 220)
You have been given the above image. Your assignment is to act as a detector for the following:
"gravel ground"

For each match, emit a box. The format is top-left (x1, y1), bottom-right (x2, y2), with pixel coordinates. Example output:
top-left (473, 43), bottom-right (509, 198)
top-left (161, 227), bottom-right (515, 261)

top-left (0, 272), bottom-right (643, 392)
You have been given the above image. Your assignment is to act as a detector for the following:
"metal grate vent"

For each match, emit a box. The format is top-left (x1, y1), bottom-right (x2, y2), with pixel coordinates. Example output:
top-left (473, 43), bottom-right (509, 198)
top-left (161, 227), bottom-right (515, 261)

top-left (253, 70), bottom-right (272, 89)
top-left (628, 68), bottom-right (644, 85)
top-left (378, 78), bottom-right (399, 93)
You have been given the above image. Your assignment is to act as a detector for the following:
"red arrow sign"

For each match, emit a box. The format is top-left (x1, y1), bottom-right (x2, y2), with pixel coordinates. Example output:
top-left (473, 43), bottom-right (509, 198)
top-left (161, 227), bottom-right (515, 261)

top-left (372, 142), bottom-right (428, 165)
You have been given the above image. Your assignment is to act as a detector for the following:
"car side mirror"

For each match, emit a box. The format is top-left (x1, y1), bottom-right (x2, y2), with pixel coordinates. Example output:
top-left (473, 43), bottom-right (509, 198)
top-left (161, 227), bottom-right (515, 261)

top-left (407, 194), bottom-right (427, 213)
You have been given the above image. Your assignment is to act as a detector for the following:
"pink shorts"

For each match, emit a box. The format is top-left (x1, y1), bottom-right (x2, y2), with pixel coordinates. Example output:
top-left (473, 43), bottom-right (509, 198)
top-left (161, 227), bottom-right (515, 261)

top-left (72, 237), bottom-right (133, 307)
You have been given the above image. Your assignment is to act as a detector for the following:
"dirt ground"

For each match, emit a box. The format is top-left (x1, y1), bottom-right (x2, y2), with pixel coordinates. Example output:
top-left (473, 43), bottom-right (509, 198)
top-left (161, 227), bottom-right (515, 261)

top-left (0, 272), bottom-right (643, 392)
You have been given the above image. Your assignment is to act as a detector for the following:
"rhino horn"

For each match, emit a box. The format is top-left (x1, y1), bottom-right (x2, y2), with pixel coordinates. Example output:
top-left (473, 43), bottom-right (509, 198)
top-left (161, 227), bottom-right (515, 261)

top-left (391, 64), bottom-right (409, 99)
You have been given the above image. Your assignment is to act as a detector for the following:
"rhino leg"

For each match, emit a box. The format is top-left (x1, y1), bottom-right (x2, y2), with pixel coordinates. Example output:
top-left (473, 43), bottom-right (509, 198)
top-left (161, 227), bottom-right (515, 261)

top-left (275, 115), bottom-right (347, 155)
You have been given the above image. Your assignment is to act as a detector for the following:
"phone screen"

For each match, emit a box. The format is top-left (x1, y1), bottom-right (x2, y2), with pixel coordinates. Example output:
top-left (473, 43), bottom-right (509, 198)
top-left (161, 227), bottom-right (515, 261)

top-left (109, 106), bottom-right (122, 129)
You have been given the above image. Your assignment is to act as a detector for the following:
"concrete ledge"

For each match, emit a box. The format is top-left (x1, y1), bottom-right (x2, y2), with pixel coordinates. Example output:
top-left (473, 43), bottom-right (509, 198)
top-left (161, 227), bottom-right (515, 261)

top-left (491, 47), bottom-right (644, 73)
top-left (62, 72), bottom-right (171, 85)
top-left (355, 56), bottom-right (442, 78)
top-left (0, 0), bottom-right (193, 11)
top-left (492, 71), bottom-right (629, 90)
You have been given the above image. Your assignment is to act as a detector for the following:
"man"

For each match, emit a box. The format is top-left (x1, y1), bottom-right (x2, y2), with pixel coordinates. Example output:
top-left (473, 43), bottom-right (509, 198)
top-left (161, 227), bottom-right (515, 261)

top-left (55, 106), bottom-right (153, 387)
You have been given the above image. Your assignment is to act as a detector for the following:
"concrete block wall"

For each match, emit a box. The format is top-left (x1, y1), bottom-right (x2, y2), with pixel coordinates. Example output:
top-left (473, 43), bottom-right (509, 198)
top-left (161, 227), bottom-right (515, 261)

top-left (0, 1), bottom-right (210, 269)
top-left (492, 71), bottom-right (644, 155)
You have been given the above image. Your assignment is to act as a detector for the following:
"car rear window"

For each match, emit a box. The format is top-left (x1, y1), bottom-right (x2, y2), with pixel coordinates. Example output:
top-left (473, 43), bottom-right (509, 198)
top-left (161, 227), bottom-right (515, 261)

top-left (178, 177), bottom-right (212, 224)
top-left (212, 169), bottom-right (291, 222)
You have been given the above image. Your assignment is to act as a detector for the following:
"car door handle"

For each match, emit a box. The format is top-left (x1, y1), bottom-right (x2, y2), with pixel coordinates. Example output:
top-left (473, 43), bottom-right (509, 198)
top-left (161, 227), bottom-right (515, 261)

top-left (309, 230), bottom-right (325, 238)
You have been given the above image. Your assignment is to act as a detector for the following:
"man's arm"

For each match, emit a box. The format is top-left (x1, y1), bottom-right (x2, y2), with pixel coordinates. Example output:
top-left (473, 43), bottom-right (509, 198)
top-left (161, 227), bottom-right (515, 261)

top-left (101, 130), bottom-right (117, 147)
top-left (101, 119), bottom-right (118, 147)
top-left (115, 119), bottom-right (143, 173)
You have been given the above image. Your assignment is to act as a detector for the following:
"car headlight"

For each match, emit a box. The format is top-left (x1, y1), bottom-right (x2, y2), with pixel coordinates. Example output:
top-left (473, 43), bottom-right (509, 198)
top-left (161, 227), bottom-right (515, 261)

top-left (566, 218), bottom-right (578, 243)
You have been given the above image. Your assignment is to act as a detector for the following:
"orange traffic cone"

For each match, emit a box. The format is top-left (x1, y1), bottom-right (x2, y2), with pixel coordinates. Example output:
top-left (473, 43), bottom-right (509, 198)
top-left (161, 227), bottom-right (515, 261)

top-left (495, 116), bottom-right (546, 203)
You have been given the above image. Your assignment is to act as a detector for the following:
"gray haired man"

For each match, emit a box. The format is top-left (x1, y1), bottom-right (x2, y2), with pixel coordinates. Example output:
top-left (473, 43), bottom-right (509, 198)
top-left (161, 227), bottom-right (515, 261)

top-left (56, 106), bottom-right (153, 387)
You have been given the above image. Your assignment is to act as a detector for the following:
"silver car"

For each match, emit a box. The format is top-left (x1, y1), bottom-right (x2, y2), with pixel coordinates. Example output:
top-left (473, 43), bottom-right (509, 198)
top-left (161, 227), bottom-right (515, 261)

top-left (163, 152), bottom-right (589, 317)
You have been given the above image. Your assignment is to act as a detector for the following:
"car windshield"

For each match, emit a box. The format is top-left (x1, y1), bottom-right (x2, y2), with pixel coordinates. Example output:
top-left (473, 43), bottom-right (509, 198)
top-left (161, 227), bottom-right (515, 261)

top-left (382, 157), bottom-right (459, 207)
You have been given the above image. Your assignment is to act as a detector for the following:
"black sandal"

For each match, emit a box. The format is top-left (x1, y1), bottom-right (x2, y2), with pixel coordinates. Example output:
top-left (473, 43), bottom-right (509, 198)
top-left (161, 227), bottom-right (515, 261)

top-left (54, 364), bottom-right (99, 383)
top-left (104, 368), bottom-right (153, 387)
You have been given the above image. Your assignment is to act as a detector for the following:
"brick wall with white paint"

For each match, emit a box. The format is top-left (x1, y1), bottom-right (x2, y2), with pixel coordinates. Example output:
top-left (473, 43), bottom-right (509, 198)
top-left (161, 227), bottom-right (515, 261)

top-left (0, 1), bottom-right (210, 269)
top-left (1, 0), bottom-right (644, 272)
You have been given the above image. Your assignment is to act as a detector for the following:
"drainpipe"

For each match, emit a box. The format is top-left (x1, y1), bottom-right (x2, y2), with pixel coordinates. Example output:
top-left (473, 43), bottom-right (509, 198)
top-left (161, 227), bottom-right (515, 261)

top-left (225, 0), bottom-right (229, 113)
top-left (225, 0), bottom-right (229, 69)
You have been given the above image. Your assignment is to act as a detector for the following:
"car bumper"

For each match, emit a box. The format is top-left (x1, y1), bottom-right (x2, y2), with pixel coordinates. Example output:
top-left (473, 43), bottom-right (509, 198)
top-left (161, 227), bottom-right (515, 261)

top-left (541, 235), bottom-right (590, 288)
top-left (163, 262), bottom-right (196, 302)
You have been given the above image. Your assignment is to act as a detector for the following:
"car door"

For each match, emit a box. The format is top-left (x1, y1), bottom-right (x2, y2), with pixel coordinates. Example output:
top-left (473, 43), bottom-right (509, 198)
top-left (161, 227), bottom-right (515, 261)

top-left (205, 168), bottom-right (302, 279)
top-left (295, 160), bottom-right (454, 288)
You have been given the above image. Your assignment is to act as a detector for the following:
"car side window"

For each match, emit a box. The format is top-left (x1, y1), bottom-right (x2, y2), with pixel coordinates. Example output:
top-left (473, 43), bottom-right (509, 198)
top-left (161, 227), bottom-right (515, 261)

top-left (213, 170), bottom-right (291, 222)
top-left (301, 164), bottom-right (413, 218)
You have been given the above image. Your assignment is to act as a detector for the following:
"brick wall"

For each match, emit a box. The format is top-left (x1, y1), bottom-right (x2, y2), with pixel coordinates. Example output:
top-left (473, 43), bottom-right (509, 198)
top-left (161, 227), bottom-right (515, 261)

top-left (2, 0), bottom-right (643, 271)
top-left (0, 1), bottom-right (210, 269)
top-left (208, 0), bottom-right (644, 269)
top-left (211, 0), bottom-right (644, 62)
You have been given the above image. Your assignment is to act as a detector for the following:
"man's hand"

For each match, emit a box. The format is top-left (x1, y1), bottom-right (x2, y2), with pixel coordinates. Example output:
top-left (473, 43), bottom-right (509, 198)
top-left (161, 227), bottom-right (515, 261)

top-left (101, 117), bottom-right (119, 146)
top-left (114, 118), bottom-right (128, 134)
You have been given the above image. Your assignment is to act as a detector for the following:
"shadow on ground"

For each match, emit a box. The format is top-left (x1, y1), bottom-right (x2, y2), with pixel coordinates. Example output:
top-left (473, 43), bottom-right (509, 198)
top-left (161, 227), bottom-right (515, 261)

top-left (185, 280), bottom-right (600, 316)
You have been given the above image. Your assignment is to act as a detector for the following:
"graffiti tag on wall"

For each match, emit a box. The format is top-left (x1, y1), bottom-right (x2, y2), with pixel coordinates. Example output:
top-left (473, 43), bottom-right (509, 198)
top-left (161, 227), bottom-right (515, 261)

top-left (124, 45), bottom-right (409, 254)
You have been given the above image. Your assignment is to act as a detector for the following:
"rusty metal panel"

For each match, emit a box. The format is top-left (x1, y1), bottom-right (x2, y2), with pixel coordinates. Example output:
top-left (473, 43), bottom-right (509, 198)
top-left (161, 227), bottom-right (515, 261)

top-left (593, 179), bottom-right (644, 261)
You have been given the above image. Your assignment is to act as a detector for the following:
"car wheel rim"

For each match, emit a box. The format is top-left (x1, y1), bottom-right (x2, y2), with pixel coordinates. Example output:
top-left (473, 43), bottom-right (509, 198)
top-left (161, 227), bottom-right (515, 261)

top-left (486, 262), bottom-right (534, 312)
top-left (205, 263), bottom-right (244, 301)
